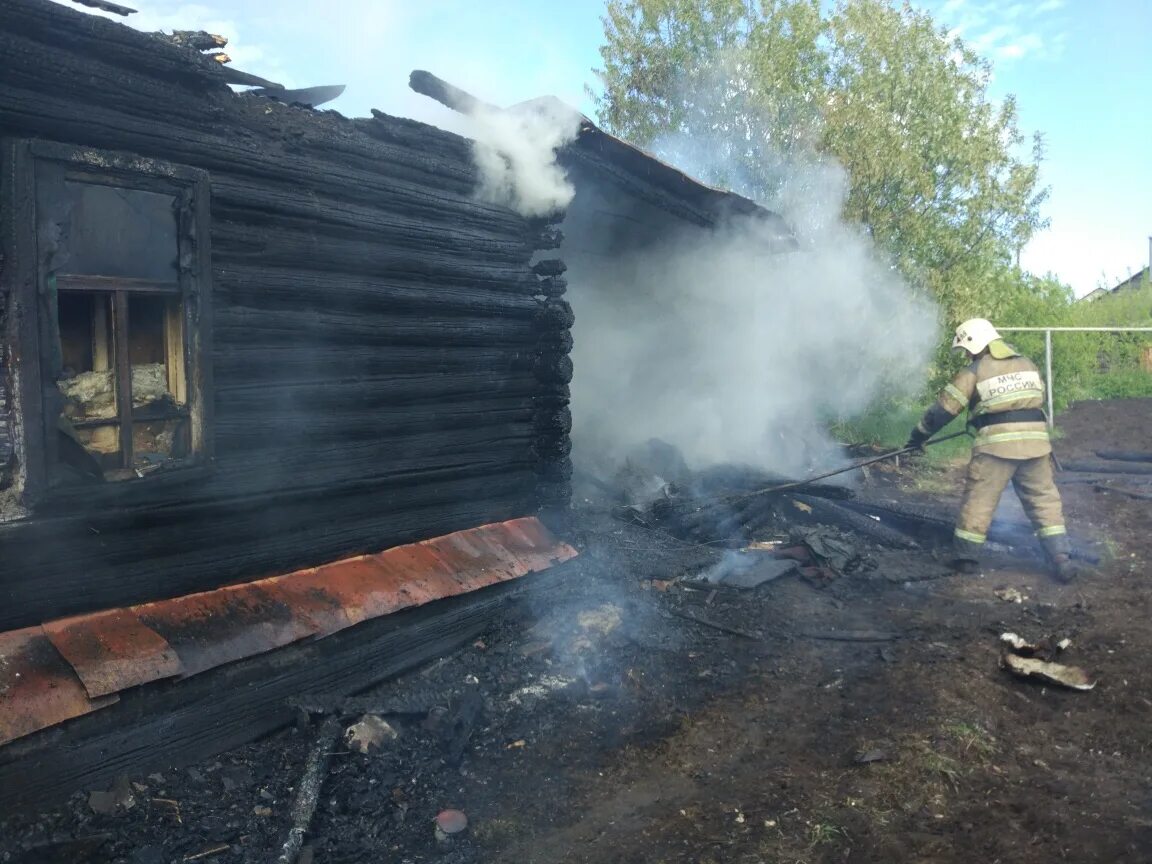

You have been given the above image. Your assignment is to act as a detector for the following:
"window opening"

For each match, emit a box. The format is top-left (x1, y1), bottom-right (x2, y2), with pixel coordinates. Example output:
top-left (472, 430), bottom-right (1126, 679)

top-left (28, 153), bottom-right (208, 487)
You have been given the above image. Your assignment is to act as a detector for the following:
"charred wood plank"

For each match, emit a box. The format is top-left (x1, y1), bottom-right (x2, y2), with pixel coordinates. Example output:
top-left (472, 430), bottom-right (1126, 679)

top-left (214, 403), bottom-right (537, 449)
top-left (211, 177), bottom-right (532, 261)
top-left (212, 223), bottom-right (535, 284)
top-left (218, 66), bottom-right (284, 89)
top-left (408, 69), bottom-right (497, 115)
top-left (787, 495), bottom-right (920, 549)
top-left (1058, 460), bottom-right (1152, 475)
top-left (212, 344), bottom-right (531, 382)
top-left (1093, 450), bottom-right (1152, 464)
top-left (214, 307), bottom-right (538, 349)
top-left (214, 373), bottom-right (543, 409)
top-left (277, 716), bottom-right (341, 864)
top-left (215, 266), bottom-right (544, 317)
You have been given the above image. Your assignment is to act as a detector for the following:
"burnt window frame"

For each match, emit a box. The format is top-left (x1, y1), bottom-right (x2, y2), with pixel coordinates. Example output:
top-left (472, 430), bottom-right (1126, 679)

top-left (2, 139), bottom-right (213, 506)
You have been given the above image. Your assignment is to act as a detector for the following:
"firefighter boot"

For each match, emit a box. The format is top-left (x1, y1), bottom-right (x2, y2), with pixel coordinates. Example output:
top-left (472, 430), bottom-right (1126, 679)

top-left (1041, 533), bottom-right (1078, 583)
top-left (950, 535), bottom-right (983, 575)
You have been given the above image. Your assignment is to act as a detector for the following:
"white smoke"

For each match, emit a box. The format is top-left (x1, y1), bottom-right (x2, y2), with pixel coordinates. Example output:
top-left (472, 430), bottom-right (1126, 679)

top-left (468, 98), bottom-right (583, 217)
top-left (567, 152), bottom-right (939, 479)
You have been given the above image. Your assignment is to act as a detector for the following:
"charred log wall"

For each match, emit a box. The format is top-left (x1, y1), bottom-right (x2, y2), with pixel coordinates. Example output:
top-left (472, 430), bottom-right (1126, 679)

top-left (0, 0), bottom-right (572, 630)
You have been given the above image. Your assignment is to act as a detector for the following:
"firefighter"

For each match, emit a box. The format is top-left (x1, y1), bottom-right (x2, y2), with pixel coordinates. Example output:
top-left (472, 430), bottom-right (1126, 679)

top-left (906, 318), bottom-right (1076, 581)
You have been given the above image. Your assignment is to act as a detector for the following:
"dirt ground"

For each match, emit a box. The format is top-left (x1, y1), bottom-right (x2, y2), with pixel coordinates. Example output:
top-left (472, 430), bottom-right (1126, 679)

top-left (4, 399), bottom-right (1151, 864)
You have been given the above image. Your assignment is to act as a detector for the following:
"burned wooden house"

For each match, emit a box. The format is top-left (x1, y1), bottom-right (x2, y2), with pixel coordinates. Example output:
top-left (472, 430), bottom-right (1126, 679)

top-left (0, 0), bottom-right (789, 807)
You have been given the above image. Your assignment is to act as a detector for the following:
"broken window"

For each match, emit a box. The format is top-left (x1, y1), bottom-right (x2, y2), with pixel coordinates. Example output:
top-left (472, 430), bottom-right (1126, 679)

top-left (3, 141), bottom-right (211, 494)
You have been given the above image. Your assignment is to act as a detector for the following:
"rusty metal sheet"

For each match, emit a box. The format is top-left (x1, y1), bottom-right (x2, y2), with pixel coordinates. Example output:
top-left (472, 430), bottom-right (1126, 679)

top-left (133, 582), bottom-right (319, 678)
top-left (42, 608), bottom-right (182, 699)
top-left (0, 516), bottom-right (578, 739)
top-left (0, 626), bottom-right (114, 747)
top-left (277, 555), bottom-right (405, 634)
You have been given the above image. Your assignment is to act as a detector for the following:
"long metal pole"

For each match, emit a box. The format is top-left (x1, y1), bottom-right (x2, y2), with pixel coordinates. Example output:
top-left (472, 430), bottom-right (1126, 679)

top-left (998, 326), bottom-right (1152, 333)
top-left (1044, 328), bottom-right (1054, 427)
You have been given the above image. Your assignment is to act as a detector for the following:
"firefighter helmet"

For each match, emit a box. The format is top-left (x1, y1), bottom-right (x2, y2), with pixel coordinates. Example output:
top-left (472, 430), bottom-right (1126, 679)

top-left (952, 318), bottom-right (1001, 355)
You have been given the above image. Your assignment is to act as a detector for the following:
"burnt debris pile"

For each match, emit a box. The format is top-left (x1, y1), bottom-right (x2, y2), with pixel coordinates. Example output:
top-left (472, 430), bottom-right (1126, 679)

top-left (603, 439), bottom-right (920, 553)
top-left (595, 439), bottom-right (1102, 572)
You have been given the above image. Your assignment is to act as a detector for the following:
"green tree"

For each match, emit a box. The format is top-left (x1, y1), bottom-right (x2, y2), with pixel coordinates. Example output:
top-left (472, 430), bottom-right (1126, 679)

top-left (593, 0), bottom-right (1050, 328)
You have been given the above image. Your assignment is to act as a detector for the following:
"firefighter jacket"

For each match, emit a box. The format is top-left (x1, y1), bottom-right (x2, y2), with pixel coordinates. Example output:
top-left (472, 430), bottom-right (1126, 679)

top-left (916, 340), bottom-right (1051, 460)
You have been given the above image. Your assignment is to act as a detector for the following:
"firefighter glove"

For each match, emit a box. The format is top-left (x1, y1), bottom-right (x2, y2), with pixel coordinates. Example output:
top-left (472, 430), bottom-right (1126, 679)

top-left (905, 427), bottom-right (929, 452)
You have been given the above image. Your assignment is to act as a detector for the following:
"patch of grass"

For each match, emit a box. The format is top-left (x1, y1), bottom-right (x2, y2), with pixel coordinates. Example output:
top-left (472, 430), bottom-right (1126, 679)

top-left (943, 721), bottom-right (996, 758)
top-left (807, 821), bottom-right (847, 847)
top-left (917, 746), bottom-right (964, 788)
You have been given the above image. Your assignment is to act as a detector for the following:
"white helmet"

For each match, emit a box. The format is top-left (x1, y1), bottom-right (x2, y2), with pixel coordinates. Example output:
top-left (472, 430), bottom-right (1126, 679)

top-left (952, 318), bottom-right (1001, 355)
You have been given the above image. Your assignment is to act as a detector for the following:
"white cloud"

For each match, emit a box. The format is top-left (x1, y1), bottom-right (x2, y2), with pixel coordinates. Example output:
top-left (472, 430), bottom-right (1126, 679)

top-left (922, 0), bottom-right (1067, 64)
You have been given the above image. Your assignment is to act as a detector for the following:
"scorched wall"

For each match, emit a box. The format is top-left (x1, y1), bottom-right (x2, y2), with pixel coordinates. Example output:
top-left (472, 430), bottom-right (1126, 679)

top-left (0, 0), bottom-right (573, 630)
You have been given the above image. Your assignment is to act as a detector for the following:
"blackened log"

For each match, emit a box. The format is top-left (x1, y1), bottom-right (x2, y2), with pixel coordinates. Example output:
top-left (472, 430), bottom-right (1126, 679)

top-left (211, 177), bottom-right (531, 260)
top-left (535, 299), bottom-right (576, 330)
top-left (534, 354), bottom-right (574, 384)
top-left (535, 330), bottom-right (575, 354)
top-left (1059, 460), bottom-right (1152, 475)
top-left (534, 404), bottom-right (573, 434)
top-left (215, 401), bottom-right (536, 449)
top-left (1058, 473), bottom-right (1152, 486)
top-left (213, 223), bottom-right (534, 283)
top-left (215, 267), bottom-right (543, 318)
top-left (408, 70), bottom-right (497, 115)
top-left (787, 495), bottom-right (920, 549)
top-left (533, 436), bottom-right (572, 460)
top-left (210, 430), bottom-right (538, 491)
top-left (158, 30), bottom-right (228, 51)
top-left (1094, 450), bottom-right (1152, 464)
top-left (218, 67), bottom-right (289, 89)
top-left (362, 110), bottom-right (475, 170)
top-left (277, 717), bottom-right (341, 864)
top-left (532, 259), bottom-right (567, 277)
top-left (213, 344), bottom-right (530, 383)
top-left (535, 276), bottom-right (568, 297)
top-left (537, 460), bottom-right (573, 482)
top-left (215, 307), bottom-right (538, 349)
top-left (215, 374), bottom-right (542, 411)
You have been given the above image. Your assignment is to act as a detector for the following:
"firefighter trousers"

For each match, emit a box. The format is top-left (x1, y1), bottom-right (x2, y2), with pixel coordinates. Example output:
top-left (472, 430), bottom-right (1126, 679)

top-left (954, 453), bottom-right (1067, 558)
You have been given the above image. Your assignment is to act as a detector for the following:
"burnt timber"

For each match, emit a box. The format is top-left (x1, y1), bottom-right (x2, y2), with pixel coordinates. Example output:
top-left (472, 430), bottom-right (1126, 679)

top-left (0, 0), bottom-right (574, 630)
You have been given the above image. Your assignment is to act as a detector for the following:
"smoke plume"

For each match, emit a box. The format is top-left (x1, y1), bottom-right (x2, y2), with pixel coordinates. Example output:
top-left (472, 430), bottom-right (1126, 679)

top-left (566, 152), bottom-right (939, 480)
top-left (468, 98), bottom-right (582, 217)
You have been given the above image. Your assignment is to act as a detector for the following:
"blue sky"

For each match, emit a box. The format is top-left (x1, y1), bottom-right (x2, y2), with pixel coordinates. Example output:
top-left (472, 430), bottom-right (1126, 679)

top-left (54, 0), bottom-right (1151, 297)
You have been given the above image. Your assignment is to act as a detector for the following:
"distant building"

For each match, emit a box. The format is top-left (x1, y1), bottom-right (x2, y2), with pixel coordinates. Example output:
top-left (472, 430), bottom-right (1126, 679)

top-left (1083, 236), bottom-right (1152, 301)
